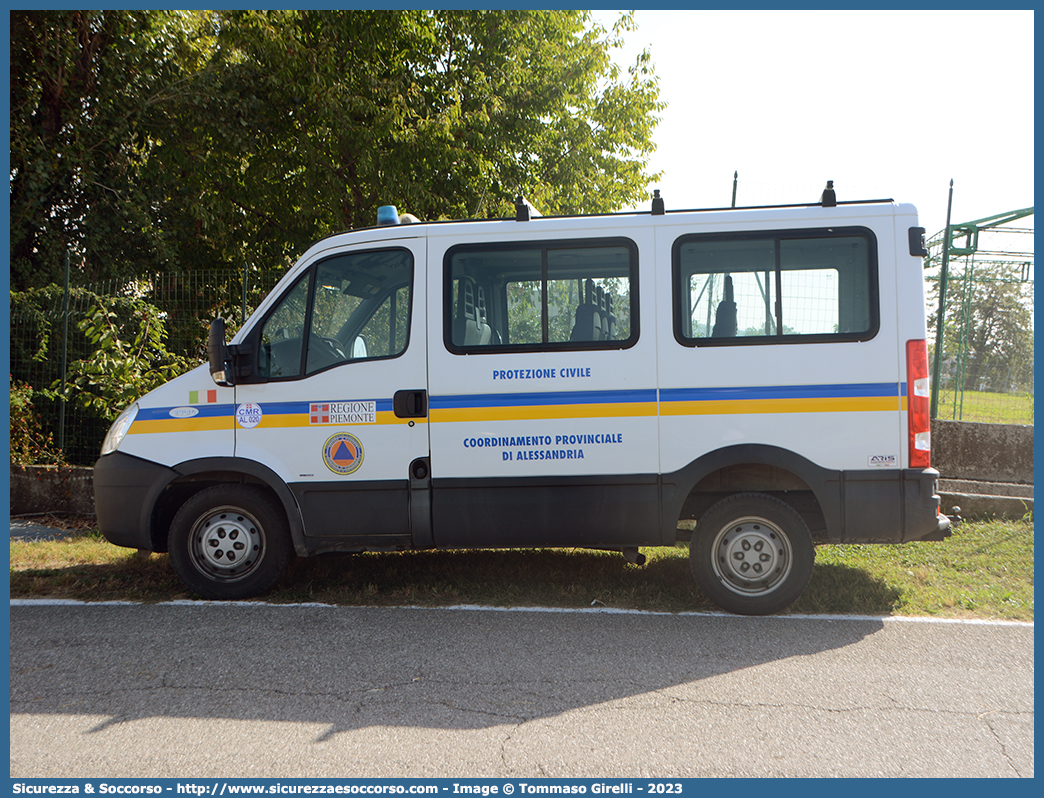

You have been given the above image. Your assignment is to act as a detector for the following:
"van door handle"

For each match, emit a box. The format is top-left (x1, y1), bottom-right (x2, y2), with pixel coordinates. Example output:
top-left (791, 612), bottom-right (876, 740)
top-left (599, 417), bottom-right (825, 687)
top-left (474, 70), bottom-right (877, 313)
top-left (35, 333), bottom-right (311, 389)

top-left (393, 389), bottom-right (428, 419)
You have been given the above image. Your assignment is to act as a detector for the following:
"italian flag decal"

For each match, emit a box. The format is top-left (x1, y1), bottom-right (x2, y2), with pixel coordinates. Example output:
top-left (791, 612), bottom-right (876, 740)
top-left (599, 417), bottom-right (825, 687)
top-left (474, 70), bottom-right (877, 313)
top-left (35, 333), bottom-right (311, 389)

top-left (190, 390), bottom-right (218, 404)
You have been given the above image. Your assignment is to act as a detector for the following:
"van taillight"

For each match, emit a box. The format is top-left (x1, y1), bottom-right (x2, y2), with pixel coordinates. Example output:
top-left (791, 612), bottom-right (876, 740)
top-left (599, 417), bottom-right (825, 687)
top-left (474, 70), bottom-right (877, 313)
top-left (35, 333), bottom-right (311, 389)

top-left (907, 339), bottom-right (931, 468)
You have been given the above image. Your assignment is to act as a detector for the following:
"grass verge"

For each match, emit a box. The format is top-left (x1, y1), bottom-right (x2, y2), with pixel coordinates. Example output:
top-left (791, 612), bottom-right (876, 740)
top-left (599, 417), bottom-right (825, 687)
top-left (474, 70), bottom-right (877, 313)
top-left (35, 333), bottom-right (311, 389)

top-left (9, 517), bottom-right (1033, 620)
top-left (934, 389), bottom-right (1034, 425)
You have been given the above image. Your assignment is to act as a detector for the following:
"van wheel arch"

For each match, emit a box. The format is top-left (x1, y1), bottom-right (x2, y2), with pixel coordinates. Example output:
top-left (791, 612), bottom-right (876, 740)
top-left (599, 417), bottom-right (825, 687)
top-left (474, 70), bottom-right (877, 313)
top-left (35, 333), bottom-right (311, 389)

top-left (668, 445), bottom-right (838, 544)
top-left (149, 458), bottom-right (305, 556)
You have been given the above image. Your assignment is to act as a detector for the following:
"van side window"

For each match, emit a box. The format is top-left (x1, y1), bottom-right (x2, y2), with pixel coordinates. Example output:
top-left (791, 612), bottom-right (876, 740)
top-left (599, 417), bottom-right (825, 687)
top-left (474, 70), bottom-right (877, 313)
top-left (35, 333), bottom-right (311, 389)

top-left (445, 239), bottom-right (637, 352)
top-left (259, 272), bottom-right (310, 379)
top-left (259, 249), bottom-right (413, 380)
top-left (306, 251), bottom-right (412, 374)
top-left (673, 228), bottom-right (878, 345)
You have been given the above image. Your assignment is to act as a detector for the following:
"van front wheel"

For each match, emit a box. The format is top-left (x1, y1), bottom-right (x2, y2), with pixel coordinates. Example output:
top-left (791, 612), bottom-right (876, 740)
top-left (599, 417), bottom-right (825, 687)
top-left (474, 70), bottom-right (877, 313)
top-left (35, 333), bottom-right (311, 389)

top-left (690, 493), bottom-right (814, 616)
top-left (168, 485), bottom-right (292, 600)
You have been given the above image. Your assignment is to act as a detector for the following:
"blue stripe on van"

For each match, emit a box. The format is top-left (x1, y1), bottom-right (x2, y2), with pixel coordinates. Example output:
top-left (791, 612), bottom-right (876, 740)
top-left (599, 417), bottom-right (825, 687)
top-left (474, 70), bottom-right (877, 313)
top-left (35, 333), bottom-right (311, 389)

top-left (136, 404), bottom-right (234, 421)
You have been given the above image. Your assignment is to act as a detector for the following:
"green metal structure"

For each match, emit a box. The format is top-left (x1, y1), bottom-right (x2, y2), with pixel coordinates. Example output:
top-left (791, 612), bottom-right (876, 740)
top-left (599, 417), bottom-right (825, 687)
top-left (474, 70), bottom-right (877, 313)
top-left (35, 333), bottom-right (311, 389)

top-left (925, 205), bottom-right (1034, 422)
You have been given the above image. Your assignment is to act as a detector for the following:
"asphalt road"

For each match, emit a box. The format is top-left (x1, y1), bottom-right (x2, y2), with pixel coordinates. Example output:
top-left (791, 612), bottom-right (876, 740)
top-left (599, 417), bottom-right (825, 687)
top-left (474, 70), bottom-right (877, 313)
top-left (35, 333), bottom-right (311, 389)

top-left (10, 602), bottom-right (1034, 778)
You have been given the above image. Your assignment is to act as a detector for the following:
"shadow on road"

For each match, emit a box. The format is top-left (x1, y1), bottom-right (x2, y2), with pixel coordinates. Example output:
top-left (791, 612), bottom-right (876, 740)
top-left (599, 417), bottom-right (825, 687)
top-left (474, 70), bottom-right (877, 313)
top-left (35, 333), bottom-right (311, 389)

top-left (11, 603), bottom-right (886, 738)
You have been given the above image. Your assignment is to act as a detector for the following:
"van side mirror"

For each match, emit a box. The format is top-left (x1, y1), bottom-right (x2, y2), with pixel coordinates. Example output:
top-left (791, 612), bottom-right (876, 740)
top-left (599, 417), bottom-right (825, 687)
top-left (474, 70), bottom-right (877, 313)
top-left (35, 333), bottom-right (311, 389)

top-left (208, 318), bottom-right (233, 386)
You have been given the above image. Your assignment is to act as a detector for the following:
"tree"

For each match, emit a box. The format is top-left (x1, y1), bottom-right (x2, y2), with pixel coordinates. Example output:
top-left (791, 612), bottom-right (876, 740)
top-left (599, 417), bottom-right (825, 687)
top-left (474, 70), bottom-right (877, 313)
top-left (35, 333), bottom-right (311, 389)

top-left (10, 11), bottom-right (663, 290)
top-left (928, 261), bottom-right (1034, 393)
top-left (9, 11), bottom-right (201, 288)
top-left (152, 10), bottom-right (663, 282)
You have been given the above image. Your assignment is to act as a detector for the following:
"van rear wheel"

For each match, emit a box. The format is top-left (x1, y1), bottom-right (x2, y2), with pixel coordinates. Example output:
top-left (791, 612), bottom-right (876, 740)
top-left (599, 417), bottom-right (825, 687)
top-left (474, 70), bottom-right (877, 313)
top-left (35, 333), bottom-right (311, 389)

top-left (690, 493), bottom-right (814, 615)
top-left (168, 484), bottom-right (292, 600)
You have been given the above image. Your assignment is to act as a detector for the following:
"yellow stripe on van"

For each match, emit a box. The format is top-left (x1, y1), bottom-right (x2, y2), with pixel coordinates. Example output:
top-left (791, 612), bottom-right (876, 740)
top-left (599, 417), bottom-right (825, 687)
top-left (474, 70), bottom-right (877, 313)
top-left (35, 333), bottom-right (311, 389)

top-left (129, 417), bottom-right (235, 434)
top-left (660, 396), bottom-right (902, 416)
top-left (253, 410), bottom-right (424, 428)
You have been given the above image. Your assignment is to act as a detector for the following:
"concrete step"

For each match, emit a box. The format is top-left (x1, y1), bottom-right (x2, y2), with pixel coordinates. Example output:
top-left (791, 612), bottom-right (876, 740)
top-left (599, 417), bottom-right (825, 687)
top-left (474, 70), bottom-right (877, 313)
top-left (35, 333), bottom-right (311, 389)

top-left (938, 479), bottom-right (1033, 498)
top-left (938, 480), bottom-right (1034, 521)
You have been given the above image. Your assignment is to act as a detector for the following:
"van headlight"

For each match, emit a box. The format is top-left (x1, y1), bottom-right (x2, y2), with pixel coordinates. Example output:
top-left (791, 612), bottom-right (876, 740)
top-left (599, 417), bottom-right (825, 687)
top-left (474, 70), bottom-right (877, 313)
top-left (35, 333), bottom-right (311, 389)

top-left (101, 403), bottom-right (139, 455)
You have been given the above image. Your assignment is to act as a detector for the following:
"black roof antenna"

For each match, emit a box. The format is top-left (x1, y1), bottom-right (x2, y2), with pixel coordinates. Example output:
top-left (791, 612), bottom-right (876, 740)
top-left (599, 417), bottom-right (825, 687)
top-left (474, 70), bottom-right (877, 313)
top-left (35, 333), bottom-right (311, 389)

top-left (514, 195), bottom-right (530, 222)
top-left (651, 189), bottom-right (665, 215)
top-left (821, 180), bottom-right (837, 207)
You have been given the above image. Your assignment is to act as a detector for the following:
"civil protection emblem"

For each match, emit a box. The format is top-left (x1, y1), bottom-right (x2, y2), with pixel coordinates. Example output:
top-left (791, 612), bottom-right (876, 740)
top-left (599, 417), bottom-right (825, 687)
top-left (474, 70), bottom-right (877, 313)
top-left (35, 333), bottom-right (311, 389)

top-left (322, 432), bottom-right (364, 475)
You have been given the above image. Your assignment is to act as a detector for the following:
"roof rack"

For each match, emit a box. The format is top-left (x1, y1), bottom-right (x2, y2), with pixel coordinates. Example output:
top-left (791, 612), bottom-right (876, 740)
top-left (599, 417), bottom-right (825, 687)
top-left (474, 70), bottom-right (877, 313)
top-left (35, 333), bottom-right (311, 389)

top-left (317, 190), bottom-right (897, 242)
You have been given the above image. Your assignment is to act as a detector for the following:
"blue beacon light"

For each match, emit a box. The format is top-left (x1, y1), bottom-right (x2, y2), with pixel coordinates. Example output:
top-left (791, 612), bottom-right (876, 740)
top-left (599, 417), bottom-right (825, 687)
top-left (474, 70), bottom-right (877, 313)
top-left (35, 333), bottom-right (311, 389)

top-left (377, 205), bottom-right (400, 226)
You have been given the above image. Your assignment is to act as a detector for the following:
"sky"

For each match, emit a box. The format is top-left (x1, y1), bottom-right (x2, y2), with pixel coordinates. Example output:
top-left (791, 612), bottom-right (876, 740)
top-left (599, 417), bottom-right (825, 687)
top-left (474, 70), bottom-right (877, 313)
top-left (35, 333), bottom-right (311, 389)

top-left (591, 9), bottom-right (1034, 238)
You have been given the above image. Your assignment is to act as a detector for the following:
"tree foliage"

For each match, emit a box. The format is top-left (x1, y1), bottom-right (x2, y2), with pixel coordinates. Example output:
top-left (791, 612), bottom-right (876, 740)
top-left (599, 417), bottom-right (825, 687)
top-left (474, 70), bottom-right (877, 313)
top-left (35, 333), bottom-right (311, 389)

top-left (10, 11), bottom-right (197, 288)
top-left (928, 262), bottom-right (1034, 392)
top-left (10, 10), bottom-right (663, 290)
top-left (10, 380), bottom-right (65, 465)
top-left (10, 284), bottom-right (196, 463)
top-left (48, 296), bottom-right (193, 420)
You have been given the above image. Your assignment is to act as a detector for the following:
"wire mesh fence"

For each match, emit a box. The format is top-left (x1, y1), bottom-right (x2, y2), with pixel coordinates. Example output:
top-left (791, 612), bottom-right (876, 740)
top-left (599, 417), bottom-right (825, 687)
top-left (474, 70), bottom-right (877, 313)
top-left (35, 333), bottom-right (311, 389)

top-left (10, 269), bottom-right (280, 466)
top-left (925, 214), bottom-right (1034, 426)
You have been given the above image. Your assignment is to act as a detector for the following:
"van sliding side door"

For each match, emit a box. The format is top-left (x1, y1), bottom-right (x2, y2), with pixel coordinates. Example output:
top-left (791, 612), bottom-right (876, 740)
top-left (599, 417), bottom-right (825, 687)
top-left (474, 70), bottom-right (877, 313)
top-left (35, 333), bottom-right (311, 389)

top-left (425, 223), bottom-right (662, 549)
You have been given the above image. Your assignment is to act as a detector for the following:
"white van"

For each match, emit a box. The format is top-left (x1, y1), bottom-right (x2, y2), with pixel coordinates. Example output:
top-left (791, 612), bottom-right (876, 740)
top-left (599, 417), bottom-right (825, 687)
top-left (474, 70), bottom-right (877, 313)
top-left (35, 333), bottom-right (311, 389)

top-left (94, 188), bottom-right (950, 615)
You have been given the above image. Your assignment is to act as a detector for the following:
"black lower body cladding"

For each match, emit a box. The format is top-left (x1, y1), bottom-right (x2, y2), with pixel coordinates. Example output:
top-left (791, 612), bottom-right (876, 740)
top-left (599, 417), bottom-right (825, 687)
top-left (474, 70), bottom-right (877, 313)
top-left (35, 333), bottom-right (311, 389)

top-left (94, 451), bottom-right (177, 550)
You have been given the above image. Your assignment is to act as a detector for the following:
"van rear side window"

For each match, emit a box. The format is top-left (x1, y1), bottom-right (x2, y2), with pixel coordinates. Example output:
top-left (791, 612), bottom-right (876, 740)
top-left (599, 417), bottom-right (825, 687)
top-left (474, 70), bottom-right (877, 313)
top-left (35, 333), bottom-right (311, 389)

top-left (673, 228), bottom-right (878, 345)
top-left (445, 239), bottom-right (638, 352)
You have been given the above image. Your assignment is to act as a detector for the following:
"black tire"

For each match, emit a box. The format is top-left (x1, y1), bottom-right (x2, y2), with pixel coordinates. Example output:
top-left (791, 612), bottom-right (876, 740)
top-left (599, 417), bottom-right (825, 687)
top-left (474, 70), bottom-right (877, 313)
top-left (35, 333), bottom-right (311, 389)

top-left (168, 484), bottom-right (292, 600)
top-left (690, 493), bottom-right (814, 616)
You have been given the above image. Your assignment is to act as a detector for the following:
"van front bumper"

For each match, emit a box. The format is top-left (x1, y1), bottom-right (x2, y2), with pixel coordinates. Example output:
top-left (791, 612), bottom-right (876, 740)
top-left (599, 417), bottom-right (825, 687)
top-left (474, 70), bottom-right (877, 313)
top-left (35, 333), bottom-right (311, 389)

top-left (94, 451), bottom-right (176, 551)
